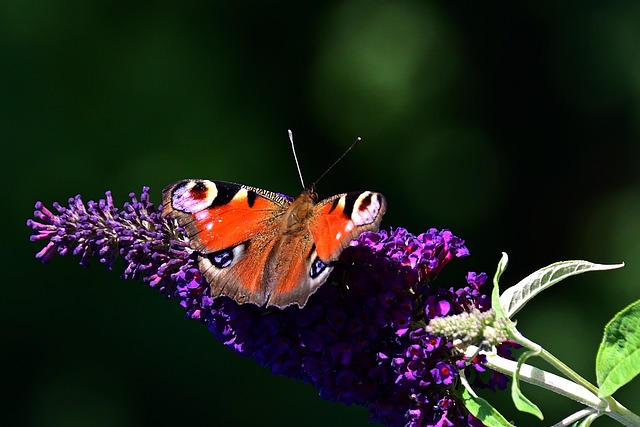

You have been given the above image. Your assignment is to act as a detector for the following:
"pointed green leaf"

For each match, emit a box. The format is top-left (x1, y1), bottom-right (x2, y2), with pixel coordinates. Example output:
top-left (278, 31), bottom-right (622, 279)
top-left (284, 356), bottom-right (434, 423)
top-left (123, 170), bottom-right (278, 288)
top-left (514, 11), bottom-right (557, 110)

top-left (512, 351), bottom-right (543, 420)
top-left (596, 299), bottom-right (640, 397)
top-left (499, 261), bottom-right (624, 318)
top-left (460, 387), bottom-right (513, 427)
top-left (491, 252), bottom-right (509, 319)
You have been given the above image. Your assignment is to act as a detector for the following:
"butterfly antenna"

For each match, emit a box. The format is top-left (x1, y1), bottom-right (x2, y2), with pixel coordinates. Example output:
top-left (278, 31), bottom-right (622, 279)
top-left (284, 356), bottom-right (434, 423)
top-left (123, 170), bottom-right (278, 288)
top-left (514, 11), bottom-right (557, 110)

top-left (288, 129), bottom-right (306, 189)
top-left (310, 136), bottom-right (362, 190)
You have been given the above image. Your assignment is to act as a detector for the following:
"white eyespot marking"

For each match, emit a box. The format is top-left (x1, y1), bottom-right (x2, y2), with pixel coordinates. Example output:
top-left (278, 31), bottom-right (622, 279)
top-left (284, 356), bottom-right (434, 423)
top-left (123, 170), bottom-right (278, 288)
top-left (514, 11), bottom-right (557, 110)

top-left (351, 191), bottom-right (381, 226)
top-left (230, 244), bottom-right (246, 264)
top-left (195, 210), bottom-right (210, 221)
top-left (308, 249), bottom-right (333, 291)
top-left (172, 180), bottom-right (218, 213)
top-left (335, 231), bottom-right (342, 240)
top-left (234, 188), bottom-right (249, 201)
top-left (200, 243), bottom-right (246, 276)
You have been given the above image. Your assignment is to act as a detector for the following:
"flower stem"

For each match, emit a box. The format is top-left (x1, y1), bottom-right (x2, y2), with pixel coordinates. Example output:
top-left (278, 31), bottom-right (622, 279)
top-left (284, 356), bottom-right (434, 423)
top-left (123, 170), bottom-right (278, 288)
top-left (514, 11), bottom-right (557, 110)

top-left (475, 347), bottom-right (640, 427)
top-left (511, 330), bottom-right (600, 396)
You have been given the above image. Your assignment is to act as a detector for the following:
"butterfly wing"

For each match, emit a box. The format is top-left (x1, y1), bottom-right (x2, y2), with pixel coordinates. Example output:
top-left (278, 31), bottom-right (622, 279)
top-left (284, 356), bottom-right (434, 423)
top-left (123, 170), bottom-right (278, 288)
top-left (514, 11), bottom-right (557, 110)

top-left (162, 179), bottom-right (291, 305)
top-left (310, 191), bottom-right (387, 261)
top-left (265, 190), bottom-right (387, 307)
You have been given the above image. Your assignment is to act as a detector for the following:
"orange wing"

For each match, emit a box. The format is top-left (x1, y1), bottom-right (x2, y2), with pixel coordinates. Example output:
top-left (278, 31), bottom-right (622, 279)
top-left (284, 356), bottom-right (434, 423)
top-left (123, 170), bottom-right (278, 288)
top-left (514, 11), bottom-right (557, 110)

top-left (162, 179), bottom-right (290, 253)
top-left (311, 191), bottom-right (387, 261)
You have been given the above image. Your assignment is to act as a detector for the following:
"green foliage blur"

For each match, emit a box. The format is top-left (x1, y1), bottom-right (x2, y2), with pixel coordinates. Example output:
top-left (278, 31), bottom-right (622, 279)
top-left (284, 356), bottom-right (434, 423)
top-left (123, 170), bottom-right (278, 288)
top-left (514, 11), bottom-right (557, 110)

top-left (5, 0), bottom-right (640, 426)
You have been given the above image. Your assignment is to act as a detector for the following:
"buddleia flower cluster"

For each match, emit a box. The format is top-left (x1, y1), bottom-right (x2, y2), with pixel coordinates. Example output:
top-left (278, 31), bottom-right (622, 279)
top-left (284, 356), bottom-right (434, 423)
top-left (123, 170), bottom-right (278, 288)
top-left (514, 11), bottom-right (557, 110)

top-left (28, 187), bottom-right (513, 427)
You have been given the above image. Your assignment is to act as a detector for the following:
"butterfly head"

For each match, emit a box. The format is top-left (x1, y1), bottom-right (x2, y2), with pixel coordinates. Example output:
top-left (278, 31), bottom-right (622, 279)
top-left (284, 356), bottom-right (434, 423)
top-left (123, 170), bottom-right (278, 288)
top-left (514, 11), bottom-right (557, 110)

top-left (303, 186), bottom-right (319, 203)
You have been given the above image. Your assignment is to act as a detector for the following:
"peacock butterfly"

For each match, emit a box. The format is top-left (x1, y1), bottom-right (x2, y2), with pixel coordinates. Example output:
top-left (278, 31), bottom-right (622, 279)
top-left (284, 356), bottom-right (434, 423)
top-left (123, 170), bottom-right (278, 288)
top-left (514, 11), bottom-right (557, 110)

top-left (161, 132), bottom-right (386, 308)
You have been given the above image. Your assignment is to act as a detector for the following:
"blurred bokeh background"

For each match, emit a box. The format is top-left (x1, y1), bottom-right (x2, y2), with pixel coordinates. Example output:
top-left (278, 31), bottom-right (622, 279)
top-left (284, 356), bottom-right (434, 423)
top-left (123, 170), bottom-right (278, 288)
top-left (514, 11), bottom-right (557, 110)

top-left (5, 0), bottom-right (640, 426)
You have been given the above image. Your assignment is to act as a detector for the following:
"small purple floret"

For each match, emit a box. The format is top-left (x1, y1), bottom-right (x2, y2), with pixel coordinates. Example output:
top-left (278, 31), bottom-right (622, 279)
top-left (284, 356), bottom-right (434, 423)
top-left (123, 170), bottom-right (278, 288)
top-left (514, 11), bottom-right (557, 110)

top-left (28, 187), bottom-right (512, 427)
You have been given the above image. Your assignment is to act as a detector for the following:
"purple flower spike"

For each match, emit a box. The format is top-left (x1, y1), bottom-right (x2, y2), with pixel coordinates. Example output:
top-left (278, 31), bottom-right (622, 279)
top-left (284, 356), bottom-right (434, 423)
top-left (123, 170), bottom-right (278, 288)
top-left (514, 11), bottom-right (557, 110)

top-left (28, 187), bottom-right (512, 427)
top-left (28, 188), bottom-right (193, 293)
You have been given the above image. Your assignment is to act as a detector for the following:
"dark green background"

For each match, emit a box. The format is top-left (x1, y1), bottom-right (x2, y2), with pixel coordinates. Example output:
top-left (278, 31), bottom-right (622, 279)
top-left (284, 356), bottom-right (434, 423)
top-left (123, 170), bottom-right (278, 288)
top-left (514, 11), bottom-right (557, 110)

top-left (5, 1), bottom-right (640, 426)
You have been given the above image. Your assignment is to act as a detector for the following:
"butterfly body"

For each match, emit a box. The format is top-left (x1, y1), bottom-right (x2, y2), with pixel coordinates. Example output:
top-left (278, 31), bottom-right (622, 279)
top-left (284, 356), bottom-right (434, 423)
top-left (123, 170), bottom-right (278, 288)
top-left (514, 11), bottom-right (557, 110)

top-left (162, 179), bottom-right (386, 308)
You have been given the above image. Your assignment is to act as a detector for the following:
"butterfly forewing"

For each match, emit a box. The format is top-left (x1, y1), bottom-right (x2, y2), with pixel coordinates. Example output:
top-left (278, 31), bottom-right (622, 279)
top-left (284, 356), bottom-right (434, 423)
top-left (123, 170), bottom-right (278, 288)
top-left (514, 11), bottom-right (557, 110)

top-left (162, 179), bottom-right (289, 253)
top-left (311, 191), bottom-right (387, 261)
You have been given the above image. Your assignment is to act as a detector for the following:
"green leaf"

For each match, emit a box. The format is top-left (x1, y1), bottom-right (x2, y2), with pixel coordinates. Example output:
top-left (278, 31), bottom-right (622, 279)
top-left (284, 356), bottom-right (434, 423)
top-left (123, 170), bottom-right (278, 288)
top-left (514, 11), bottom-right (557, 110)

top-left (460, 387), bottom-right (513, 427)
top-left (499, 260), bottom-right (624, 318)
top-left (596, 299), bottom-right (640, 397)
top-left (511, 351), bottom-right (544, 420)
top-left (491, 252), bottom-right (509, 319)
